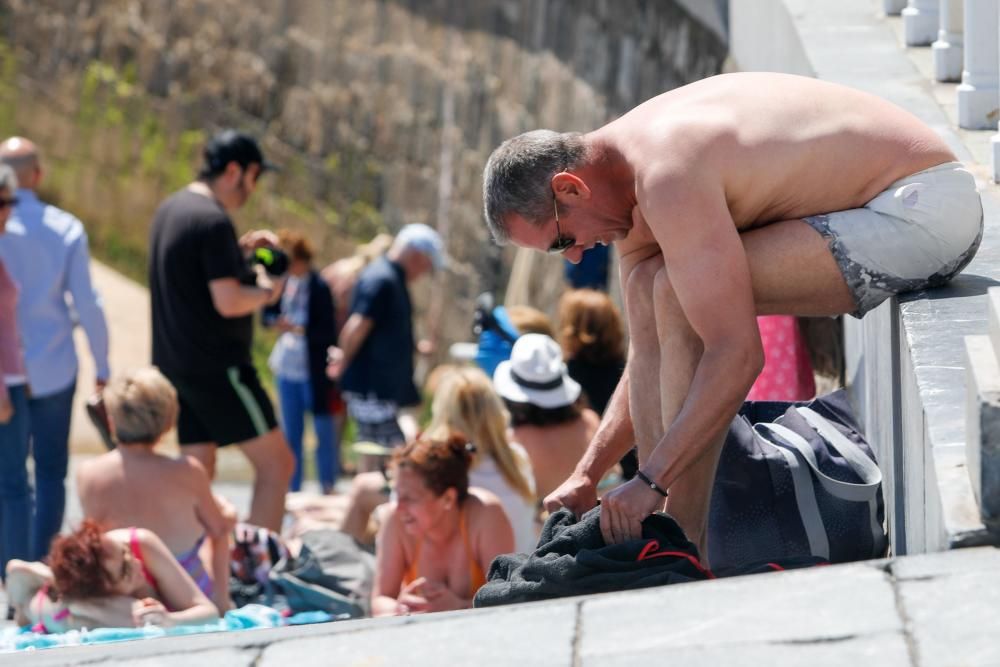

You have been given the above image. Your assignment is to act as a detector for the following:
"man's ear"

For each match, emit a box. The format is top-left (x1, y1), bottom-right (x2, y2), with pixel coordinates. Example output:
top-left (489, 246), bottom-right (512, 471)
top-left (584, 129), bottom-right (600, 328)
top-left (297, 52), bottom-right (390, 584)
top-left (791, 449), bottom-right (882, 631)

top-left (222, 161), bottom-right (243, 186)
top-left (551, 171), bottom-right (591, 202)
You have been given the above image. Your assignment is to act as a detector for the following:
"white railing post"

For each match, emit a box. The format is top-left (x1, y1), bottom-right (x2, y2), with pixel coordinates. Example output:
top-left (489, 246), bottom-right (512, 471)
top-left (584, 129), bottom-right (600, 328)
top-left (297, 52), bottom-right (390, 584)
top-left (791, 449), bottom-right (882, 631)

top-left (885, 0), bottom-right (908, 16)
top-left (958, 0), bottom-right (1000, 130)
top-left (933, 0), bottom-right (964, 81)
top-left (903, 0), bottom-right (940, 45)
top-left (990, 2), bottom-right (1000, 181)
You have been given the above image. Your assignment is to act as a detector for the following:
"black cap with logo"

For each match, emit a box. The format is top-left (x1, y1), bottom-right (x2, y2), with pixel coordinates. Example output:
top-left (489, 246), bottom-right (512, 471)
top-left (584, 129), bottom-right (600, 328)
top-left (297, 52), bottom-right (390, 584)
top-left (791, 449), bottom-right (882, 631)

top-left (200, 129), bottom-right (279, 178)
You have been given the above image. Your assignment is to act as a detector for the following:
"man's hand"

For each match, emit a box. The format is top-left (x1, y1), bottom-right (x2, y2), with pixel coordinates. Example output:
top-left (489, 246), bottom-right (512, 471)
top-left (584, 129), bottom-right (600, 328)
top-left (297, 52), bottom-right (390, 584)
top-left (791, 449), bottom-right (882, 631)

top-left (326, 346), bottom-right (345, 381)
top-left (0, 394), bottom-right (13, 425)
top-left (416, 338), bottom-right (435, 356)
top-left (238, 229), bottom-right (280, 253)
top-left (543, 472), bottom-right (598, 517)
top-left (599, 476), bottom-right (663, 545)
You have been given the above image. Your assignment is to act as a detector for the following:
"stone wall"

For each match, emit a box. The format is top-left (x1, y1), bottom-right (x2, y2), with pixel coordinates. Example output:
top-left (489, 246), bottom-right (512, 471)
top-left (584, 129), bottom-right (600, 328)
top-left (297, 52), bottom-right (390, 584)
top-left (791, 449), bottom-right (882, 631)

top-left (0, 0), bottom-right (726, 351)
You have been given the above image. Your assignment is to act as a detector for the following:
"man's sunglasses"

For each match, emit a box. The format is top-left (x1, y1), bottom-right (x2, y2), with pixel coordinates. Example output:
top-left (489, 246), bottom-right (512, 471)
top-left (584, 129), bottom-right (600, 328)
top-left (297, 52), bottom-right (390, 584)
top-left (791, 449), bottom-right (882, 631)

top-left (0, 197), bottom-right (19, 210)
top-left (547, 196), bottom-right (575, 254)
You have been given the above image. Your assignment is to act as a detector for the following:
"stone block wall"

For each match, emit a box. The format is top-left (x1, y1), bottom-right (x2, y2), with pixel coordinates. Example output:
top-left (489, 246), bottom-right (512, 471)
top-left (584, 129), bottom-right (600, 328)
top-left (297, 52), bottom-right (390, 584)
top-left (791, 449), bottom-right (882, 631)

top-left (0, 0), bottom-right (726, 348)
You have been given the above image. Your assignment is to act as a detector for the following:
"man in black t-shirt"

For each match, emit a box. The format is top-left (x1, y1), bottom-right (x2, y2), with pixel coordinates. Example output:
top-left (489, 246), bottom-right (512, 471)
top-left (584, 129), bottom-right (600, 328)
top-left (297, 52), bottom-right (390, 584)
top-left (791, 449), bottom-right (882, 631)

top-left (149, 129), bottom-right (294, 531)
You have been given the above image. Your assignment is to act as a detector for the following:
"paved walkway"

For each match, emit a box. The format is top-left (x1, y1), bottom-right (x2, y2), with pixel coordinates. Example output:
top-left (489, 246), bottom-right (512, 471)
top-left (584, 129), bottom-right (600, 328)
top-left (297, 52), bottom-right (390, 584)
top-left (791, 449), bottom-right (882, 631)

top-left (7, 546), bottom-right (999, 666)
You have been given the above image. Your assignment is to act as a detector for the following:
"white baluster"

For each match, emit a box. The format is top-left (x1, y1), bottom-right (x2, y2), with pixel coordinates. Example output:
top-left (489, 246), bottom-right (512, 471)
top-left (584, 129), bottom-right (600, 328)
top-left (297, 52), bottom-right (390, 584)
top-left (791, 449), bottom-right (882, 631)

top-left (958, 0), bottom-right (999, 130)
top-left (903, 0), bottom-right (940, 45)
top-left (989, 3), bottom-right (1000, 181)
top-left (932, 0), bottom-right (964, 81)
top-left (885, 0), bottom-right (908, 15)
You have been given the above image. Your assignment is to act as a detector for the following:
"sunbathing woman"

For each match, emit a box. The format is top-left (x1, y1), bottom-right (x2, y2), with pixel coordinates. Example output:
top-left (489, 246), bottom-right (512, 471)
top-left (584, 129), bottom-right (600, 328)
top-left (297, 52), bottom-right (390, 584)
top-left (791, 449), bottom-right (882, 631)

top-left (7, 520), bottom-right (219, 631)
top-left (371, 436), bottom-right (513, 616)
top-left (338, 368), bottom-right (537, 552)
top-left (75, 368), bottom-right (233, 613)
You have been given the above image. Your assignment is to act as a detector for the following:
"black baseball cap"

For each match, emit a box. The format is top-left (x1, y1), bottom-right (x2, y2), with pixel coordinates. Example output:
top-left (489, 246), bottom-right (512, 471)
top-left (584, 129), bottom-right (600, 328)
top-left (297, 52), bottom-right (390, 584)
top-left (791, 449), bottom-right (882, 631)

top-left (202, 129), bottom-right (280, 177)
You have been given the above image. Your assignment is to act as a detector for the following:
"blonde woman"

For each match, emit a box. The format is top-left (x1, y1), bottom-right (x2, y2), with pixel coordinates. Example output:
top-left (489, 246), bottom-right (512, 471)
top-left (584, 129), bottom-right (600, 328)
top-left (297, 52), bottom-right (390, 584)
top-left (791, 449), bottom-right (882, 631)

top-left (75, 368), bottom-right (233, 613)
top-left (425, 367), bottom-right (538, 553)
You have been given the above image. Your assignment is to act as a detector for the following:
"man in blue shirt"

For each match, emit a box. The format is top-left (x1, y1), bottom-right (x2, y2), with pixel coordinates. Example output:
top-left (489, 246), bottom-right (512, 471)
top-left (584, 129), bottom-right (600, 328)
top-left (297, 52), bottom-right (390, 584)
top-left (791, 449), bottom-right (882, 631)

top-left (0, 137), bottom-right (110, 559)
top-left (327, 224), bottom-right (444, 468)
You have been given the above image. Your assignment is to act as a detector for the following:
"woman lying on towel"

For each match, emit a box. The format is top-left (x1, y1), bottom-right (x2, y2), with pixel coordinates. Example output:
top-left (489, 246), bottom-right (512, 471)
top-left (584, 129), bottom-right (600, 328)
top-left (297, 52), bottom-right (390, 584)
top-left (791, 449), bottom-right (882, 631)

top-left (6, 520), bottom-right (219, 632)
top-left (75, 367), bottom-right (234, 613)
top-left (371, 436), bottom-right (513, 616)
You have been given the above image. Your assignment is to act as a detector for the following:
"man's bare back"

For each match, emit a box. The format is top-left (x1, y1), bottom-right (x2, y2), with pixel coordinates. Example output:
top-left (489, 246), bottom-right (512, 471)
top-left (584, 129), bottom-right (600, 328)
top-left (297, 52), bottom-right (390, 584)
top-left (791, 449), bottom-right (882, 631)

top-left (610, 72), bottom-right (955, 258)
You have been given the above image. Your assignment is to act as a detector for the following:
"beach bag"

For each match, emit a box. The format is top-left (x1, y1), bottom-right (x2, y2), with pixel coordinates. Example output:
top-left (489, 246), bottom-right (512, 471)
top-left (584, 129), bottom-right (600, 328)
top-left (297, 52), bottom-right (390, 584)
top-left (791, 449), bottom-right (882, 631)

top-left (708, 390), bottom-right (887, 569)
top-left (269, 529), bottom-right (375, 618)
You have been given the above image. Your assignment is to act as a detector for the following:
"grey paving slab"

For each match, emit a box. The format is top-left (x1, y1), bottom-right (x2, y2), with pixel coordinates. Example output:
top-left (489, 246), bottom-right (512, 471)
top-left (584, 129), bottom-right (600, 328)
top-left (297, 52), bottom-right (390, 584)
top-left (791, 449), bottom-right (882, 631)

top-left (892, 546), bottom-right (1000, 580)
top-left (260, 602), bottom-right (577, 667)
top-left (899, 569), bottom-right (1000, 667)
top-left (105, 647), bottom-right (260, 667)
top-left (582, 632), bottom-right (912, 667)
top-left (579, 563), bottom-right (902, 662)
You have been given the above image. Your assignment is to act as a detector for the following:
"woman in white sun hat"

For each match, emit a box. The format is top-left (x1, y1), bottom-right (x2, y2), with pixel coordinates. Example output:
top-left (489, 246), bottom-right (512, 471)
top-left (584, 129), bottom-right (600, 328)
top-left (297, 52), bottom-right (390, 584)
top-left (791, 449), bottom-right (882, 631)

top-left (493, 334), bottom-right (599, 499)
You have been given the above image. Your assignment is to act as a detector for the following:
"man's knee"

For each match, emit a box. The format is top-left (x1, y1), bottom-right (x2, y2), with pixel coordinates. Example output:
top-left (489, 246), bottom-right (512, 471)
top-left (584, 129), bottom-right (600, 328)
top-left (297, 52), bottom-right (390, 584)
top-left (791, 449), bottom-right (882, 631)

top-left (244, 430), bottom-right (295, 482)
top-left (624, 256), bottom-right (662, 311)
top-left (652, 267), bottom-right (678, 309)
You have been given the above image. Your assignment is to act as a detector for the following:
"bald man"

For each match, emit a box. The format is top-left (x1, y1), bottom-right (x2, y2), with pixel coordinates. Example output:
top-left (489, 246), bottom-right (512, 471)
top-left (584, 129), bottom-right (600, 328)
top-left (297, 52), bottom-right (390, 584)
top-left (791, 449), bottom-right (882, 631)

top-left (0, 137), bottom-right (110, 559)
top-left (483, 72), bottom-right (983, 561)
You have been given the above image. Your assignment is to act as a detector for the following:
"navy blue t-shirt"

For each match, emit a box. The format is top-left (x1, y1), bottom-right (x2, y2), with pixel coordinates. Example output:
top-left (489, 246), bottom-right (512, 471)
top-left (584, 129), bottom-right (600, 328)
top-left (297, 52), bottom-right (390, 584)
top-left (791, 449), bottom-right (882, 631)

top-left (340, 256), bottom-right (420, 406)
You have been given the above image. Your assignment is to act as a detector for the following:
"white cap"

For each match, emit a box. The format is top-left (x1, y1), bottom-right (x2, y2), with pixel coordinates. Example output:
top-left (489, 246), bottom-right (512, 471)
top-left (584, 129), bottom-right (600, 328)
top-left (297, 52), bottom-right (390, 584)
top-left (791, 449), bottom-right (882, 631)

top-left (395, 223), bottom-right (446, 270)
top-left (493, 334), bottom-right (581, 409)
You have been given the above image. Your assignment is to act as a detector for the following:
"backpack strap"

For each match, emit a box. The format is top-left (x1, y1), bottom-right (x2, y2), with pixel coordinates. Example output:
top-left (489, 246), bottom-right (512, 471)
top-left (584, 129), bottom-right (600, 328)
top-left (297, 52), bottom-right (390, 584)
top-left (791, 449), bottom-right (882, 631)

top-left (754, 423), bottom-right (830, 559)
top-left (762, 408), bottom-right (885, 559)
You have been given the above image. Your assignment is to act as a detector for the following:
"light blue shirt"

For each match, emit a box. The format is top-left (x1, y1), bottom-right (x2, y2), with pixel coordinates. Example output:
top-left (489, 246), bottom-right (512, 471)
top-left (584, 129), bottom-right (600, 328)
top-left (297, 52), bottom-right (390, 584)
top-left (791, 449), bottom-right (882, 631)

top-left (0, 189), bottom-right (110, 396)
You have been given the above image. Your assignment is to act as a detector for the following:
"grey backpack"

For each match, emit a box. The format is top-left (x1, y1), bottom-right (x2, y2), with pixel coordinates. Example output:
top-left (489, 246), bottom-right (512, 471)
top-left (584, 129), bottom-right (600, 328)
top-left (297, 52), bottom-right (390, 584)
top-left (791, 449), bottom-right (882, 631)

top-left (708, 391), bottom-right (888, 570)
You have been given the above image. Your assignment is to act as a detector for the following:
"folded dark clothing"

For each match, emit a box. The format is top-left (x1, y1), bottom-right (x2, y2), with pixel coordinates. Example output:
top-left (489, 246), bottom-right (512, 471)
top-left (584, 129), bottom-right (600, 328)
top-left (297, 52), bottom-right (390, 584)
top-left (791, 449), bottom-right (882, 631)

top-left (474, 506), bottom-right (825, 608)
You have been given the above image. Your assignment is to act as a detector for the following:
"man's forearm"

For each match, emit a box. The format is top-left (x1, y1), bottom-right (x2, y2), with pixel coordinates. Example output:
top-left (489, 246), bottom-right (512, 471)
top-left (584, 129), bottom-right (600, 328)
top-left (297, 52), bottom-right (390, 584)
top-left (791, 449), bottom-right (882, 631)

top-left (219, 286), bottom-right (272, 318)
top-left (574, 372), bottom-right (635, 481)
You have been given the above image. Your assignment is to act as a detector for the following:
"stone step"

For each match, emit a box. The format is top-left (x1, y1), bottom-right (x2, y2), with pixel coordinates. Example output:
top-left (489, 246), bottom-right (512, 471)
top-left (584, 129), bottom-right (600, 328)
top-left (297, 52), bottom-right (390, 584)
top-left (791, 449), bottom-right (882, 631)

top-left (965, 334), bottom-right (1000, 524)
top-left (988, 288), bottom-right (1000, 361)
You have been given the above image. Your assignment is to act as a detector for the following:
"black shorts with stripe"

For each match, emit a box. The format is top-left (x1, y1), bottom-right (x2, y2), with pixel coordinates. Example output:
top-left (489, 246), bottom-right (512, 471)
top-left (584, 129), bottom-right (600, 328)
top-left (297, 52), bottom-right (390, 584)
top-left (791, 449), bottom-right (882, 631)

top-left (168, 364), bottom-right (278, 447)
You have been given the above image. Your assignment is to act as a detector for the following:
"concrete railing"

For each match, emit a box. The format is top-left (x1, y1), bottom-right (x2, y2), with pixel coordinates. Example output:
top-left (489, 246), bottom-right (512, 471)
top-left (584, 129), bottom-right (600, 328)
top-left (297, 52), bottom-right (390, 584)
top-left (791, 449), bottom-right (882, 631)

top-left (730, 0), bottom-right (1000, 555)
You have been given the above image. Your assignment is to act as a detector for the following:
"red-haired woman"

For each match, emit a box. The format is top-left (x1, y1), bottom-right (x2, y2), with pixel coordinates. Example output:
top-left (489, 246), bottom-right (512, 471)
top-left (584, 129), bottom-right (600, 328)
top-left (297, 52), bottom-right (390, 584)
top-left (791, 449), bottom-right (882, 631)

top-left (371, 437), bottom-right (514, 617)
top-left (6, 520), bottom-right (219, 632)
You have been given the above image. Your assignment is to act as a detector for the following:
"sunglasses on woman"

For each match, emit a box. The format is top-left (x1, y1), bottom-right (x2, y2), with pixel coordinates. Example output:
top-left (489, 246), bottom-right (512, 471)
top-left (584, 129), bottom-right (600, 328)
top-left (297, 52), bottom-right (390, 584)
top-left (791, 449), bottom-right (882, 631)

top-left (0, 197), bottom-right (19, 210)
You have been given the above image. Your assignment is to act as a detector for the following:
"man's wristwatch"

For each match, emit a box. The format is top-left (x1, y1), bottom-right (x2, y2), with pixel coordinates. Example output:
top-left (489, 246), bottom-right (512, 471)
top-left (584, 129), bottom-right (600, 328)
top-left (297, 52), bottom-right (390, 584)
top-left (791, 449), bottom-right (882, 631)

top-left (636, 469), bottom-right (669, 498)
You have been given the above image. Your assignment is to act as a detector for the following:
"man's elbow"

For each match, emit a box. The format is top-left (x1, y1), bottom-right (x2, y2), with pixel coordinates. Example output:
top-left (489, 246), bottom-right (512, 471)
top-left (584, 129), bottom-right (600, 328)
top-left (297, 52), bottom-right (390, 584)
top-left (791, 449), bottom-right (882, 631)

top-left (210, 295), bottom-right (242, 319)
top-left (708, 337), bottom-right (765, 387)
top-left (736, 338), bottom-right (766, 388)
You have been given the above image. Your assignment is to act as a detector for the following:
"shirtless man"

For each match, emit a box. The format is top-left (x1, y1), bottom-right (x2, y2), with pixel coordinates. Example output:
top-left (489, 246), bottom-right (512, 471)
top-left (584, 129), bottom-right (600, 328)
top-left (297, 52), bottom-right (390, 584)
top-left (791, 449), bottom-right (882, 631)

top-left (481, 72), bottom-right (983, 558)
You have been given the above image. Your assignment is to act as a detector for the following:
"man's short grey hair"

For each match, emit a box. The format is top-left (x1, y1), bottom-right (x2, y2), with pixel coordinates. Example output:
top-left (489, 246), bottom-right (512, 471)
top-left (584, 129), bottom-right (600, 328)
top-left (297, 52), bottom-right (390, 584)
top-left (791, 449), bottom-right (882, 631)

top-left (0, 164), bottom-right (17, 192)
top-left (482, 130), bottom-right (586, 245)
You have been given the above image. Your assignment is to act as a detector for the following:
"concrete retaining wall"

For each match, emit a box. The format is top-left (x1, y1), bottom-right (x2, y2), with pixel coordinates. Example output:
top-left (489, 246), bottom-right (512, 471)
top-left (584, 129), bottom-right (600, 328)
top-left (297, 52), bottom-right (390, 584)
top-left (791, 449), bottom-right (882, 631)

top-left (729, 0), bottom-right (997, 554)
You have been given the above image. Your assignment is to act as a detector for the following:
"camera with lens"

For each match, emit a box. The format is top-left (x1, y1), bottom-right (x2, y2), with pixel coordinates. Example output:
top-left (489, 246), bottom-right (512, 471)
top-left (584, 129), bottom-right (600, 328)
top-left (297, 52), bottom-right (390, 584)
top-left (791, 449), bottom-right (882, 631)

top-left (249, 246), bottom-right (289, 276)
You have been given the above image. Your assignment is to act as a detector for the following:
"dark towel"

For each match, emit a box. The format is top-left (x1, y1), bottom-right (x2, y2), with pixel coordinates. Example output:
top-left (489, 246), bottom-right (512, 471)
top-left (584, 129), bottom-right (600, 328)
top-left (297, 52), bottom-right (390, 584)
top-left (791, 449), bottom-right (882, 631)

top-left (474, 506), bottom-right (826, 608)
top-left (474, 507), bottom-right (708, 607)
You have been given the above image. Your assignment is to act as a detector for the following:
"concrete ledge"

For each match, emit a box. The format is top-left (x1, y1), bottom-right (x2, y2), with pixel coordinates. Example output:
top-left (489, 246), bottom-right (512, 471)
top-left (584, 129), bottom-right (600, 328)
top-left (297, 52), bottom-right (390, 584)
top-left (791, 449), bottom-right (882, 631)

top-left (16, 548), bottom-right (1000, 666)
top-left (730, 0), bottom-right (1000, 554)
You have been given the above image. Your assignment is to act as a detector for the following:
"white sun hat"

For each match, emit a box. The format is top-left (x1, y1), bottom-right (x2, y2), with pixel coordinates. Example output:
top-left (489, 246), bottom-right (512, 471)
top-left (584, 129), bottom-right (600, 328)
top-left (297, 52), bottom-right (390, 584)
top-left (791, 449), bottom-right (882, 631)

top-left (493, 333), bottom-right (581, 409)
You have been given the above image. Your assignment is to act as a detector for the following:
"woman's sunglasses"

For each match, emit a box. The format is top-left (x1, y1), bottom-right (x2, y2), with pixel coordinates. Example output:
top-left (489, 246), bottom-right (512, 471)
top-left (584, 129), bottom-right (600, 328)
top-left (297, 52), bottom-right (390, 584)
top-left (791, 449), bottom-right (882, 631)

top-left (0, 197), bottom-right (19, 210)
